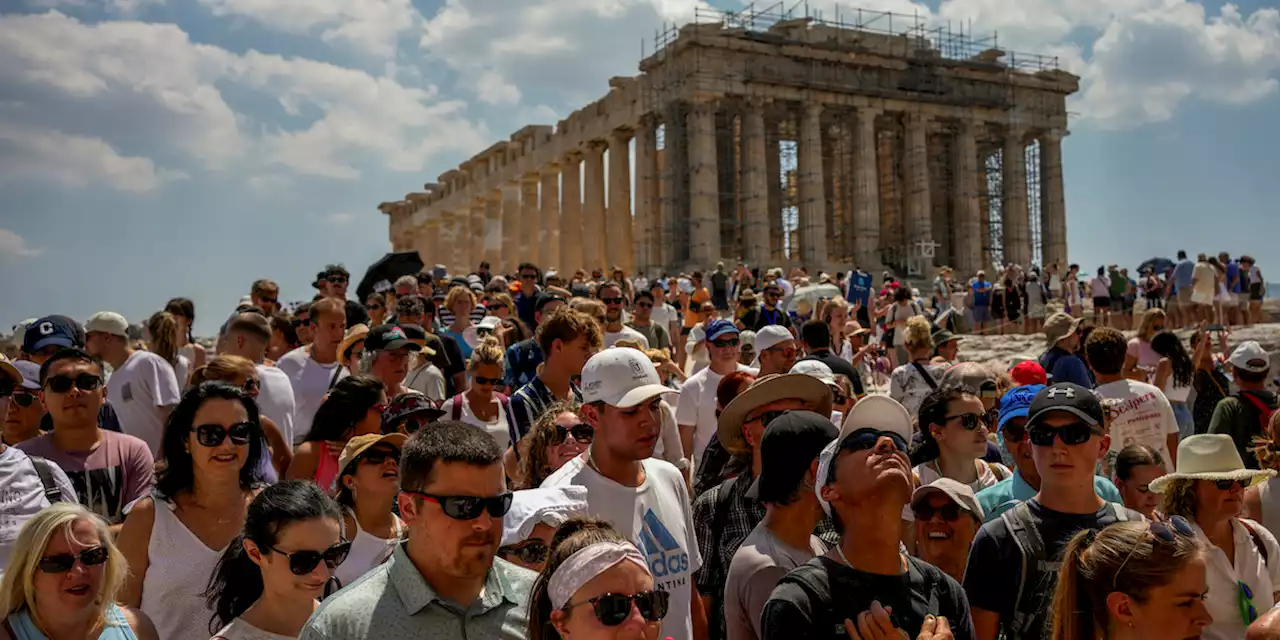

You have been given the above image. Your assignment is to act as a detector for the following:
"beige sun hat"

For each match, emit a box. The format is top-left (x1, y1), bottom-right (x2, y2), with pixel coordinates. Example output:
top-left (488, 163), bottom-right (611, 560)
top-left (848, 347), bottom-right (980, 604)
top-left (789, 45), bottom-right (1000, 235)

top-left (1042, 312), bottom-right (1083, 348)
top-left (1149, 434), bottom-right (1276, 494)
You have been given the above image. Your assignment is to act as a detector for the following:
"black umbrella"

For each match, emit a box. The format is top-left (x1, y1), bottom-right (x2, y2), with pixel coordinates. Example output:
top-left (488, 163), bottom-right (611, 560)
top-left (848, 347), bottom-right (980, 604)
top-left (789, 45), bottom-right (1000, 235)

top-left (356, 251), bottom-right (424, 302)
top-left (1137, 257), bottom-right (1175, 276)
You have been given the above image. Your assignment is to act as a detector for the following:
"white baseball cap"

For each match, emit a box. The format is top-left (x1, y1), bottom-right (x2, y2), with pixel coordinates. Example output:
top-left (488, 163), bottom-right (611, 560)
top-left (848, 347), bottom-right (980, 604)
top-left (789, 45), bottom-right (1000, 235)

top-left (815, 395), bottom-right (914, 515)
top-left (750, 325), bottom-right (794, 366)
top-left (84, 312), bottom-right (129, 337)
top-left (1229, 341), bottom-right (1270, 373)
top-left (790, 359), bottom-right (836, 386)
top-left (581, 348), bottom-right (677, 408)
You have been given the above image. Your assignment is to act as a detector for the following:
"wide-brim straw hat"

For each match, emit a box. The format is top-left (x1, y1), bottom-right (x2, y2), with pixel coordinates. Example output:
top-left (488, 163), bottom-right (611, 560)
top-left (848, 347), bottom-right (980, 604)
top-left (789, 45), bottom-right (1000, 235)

top-left (717, 373), bottom-right (832, 454)
top-left (339, 324), bottom-right (370, 359)
top-left (1149, 434), bottom-right (1276, 494)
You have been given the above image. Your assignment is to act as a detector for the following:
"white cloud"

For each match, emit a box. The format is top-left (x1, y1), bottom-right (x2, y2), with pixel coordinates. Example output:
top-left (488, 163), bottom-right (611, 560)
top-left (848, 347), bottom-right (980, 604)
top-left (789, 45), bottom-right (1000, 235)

top-left (326, 212), bottom-right (356, 225)
top-left (0, 124), bottom-right (168, 192)
top-left (198, 0), bottom-right (419, 58)
top-left (0, 228), bottom-right (43, 261)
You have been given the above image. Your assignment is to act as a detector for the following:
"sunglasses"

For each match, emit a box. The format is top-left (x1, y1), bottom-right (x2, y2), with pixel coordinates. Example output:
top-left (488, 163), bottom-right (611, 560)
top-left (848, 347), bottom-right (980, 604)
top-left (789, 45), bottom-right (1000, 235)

top-left (551, 423), bottom-right (594, 445)
top-left (499, 539), bottom-right (549, 565)
top-left (295, 317), bottom-right (311, 327)
top-left (260, 297), bottom-right (278, 304)
top-left (243, 378), bottom-right (260, 394)
top-left (943, 413), bottom-right (987, 431)
top-left (12, 391), bottom-right (37, 408)
top-left (563, 590), bottom-right (670, 626)
top-left (1112, 516), bottom-right (1195, 589)
top-left (601, 297), bottom-right (624, 305)
top-left (636, 302), bottom-right (653, 308)
top-left (710, 338), bottom-right (739, 348)
top-left (327, 276), bottom-right (348, 284)
top-left (1027, 421), bottom-right (1103, 447)
top-left (403, 490), bottom-right (514, 520)
top-left (192, 422), bottom-right (255, 447)
top-left (38, 546), bottom-right (109, 573)
top-left (1002, 421), bottom-right (1028, 443)
top-left (520, 273), bottom-right (538, 280)
top-left (368, 303), bottom-right (384, 311)
top-left (1215, 478), bottom-right (1249, 491)
top-left (913, 502), bottom-right (964, 522)
top-left (360, 446), bottom-right (400, 466)
top-left (267, 541), bottom-right (351, 575)
top-left (840, 428), bottom-right (909, 453)
top-left (473, 376), bottom-right (504, 386)
top-left (45, 374), bottom-right (103, 394)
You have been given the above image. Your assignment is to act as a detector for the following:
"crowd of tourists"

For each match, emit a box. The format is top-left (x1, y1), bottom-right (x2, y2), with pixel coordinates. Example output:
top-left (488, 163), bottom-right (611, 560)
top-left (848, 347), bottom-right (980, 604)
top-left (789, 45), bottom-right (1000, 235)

top-left (0, 252), bottom-right (1277, 640)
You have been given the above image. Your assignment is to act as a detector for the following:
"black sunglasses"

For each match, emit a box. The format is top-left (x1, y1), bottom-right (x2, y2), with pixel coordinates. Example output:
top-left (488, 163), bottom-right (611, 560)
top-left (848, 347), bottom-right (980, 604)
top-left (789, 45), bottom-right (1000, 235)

top-left (1112, 516), bottom-right (1195, 588)
top-left (294, 317), bottom-right (311, 327)
top-left (359, 446), bottom-right (400, 466)
top-left (636, 302), bottom-right (653, 308)
top-left (943, 413), bottom-right (987, 431)
top-left (403, 490), bottom-right (513, 520)
top-left (1215, 479), bottom-right (1249, 491)
top-left (192, 422), bottom-right (255, 447)
top-left (45, 374), bottom-right (103, 394)
top-left (11, 391), bottom-right (37, 408)
top-left (710, 338), bottom-right (739, 348)
top-left (243, 378), bottom-right (260, 394)
top-left (1027, 421), bottom-right (1103, 447)
top-left (840, 428), bottom-right (909, 453)
top-left (551, 423), bottom-right (594, 445)
top-left (499, 539), bottom-right (549, 565)
top-left (267, 540), bottom-right (351, 575)
top-left (564, 590), bottom-right (670, 626)
top-left (260, 296), bottom-right (278, 304)
top-left (473, 376), bottom-right (504, 386)
top-left (747, 409), bottom-right (789, 427)
top-left (914, 502), bottom-right (964, 522)
top-left (1001, 420), bottom-right (1028, 443)
top-left (38, 546), bottom-right (110, 573)
top-left (327, 276), bottom-right (348, 284)
top-left (601, 297), bottom-right (624, 305)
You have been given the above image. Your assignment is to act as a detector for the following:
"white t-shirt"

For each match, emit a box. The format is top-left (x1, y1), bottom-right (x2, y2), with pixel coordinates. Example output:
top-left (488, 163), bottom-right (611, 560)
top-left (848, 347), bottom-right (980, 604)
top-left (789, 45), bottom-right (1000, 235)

top-left (604, 326), bottom-right (651, 349)
top-left (1195, 518), bottom-right (1280, 640)
top-left (651, 303), bottom-right (678, 335)
top-left (0, 446), bottom-right (78, 578)
top-left (676, 363), bottom-right (755, 462)
top-left (255, 365), bottom-right (297, 448)
top-left (276, 347), bottom-right (349, 445)
top-left (212, 618), bottom-right (295, 640)
top-left (1095, 379), bottom-right (1180, 474)
top-left (108, 350), bottom-right (182, 455)
top-left (542, 456), bottom-right (701, 640)
top-left (439, 394), bottom-right (510, 450)
top-left (650, 399), bottom-right (687, 469)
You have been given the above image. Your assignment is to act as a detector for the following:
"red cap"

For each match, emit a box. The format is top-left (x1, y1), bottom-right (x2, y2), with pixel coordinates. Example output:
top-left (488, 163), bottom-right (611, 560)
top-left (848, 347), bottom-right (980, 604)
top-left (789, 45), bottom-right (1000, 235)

top-left (1010, 360), bottom-right (1048, 386)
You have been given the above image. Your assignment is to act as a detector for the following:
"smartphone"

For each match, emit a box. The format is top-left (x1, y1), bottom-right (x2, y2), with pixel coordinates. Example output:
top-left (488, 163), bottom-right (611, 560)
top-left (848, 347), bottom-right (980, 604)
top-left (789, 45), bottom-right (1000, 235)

top-left (1206, 323), bottom-right (1225, 333)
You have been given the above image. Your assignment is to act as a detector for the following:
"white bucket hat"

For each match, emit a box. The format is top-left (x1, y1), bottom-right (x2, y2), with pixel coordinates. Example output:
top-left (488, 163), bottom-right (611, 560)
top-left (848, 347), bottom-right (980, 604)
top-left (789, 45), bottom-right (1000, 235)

top-left (1149, 434), bottom-right (1276, 494)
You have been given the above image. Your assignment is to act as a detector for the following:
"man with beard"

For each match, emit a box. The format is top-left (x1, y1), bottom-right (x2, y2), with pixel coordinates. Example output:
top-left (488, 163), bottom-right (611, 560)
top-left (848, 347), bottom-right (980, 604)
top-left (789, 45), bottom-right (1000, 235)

top-left (302, 421), bottom-right (530, 638)
top-left (364, 324), bottom-right (422, 397)
top-left (910, 478), bottom-right (983, 582)
top-left (322, 264), bottom-right (370, 330)
top-left (627, 290), bottom-right (672, 352)
top-left (761, 396), bottom-right (973, 640)
top-left (599, 281), bottom-right (649, 348)
top-left (541, 348), bottom-right (699, 640)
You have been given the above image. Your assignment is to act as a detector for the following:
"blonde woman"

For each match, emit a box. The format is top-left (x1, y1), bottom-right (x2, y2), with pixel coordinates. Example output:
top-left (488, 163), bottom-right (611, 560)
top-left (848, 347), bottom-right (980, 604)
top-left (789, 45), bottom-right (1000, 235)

top-left (819, 297), bottom-right (852, 362)
top-left (889, 316), bottom-right (944, 419)
top-left (1123, 308), bottom-right (1167, 381)
top-left (188, 355), bottom-right (293, 480)
top-left (439, 337), bottom-right (515, 450)
top-left (147, 311), bottom-right (191, 391)
top-left (0, 503), bottom-right (158, 640)
top-left (442, 287), bottom-right (478, 360)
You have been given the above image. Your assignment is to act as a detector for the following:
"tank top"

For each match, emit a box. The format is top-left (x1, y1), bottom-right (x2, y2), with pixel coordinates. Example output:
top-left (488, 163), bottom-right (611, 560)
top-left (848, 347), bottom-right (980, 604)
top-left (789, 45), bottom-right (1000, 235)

top-left (335, 511), bottom-right (402, 588)
top-left (1257, 479), bottom-right (1280, 539)
top-left (4, 603), bottom-right (137, 640)
top-left (140, 494), bottom-right (228, 640)
top-left (314, 448), bottom-right (340, 496)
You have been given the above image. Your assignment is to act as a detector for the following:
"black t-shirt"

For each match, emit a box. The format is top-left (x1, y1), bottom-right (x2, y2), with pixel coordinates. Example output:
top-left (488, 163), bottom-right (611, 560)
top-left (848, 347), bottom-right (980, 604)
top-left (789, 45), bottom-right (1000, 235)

top-left (762, 555), bottom-right (974, 640)
top-left (344, 299), bottom-right (369, 330)
top-left (434, 333), bottom-right (467, 396)
top-left (752, 307), bottom-right (793, 332)
top-left (799, 351), bottom-right (865, 396)
top-left (963, 499), bottom-right (1141, 639)
top-left (711, 272), bottom-right (729, 298)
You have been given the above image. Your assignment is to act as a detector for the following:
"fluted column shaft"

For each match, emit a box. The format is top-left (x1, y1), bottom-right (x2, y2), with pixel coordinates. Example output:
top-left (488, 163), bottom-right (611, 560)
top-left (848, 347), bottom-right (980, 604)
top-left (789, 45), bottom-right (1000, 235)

top-left (583, 141), bottom-right (607, 273)
top-left (798, 103), bottom-right (828, 267)
top-left (501, 184), bottom-right (521, 273)
top-left (468, 201), bottom-right (485, 272)
top-left (1040, 131), bottom-right (1067, 268)
top-left (1002, 131), bottom-right (1031, 267)
top-left (905, 113), bottom-right (933, 249)
top-left (520, 175), bottom-right (540, 267)
top-left (634, 118), bottom-right (658, 273)
top-left (440, 210), bottom-right (459, 274)
top-left (483, 192), bottom-right (502, 270)
top-left (425, 219), bottom-right (441, 265)
top-left (852, 108), bottom-right (882, 270)
top-left (540, 166), bottom-right (561, 270)
top-left (741, 100), bottom-right (770, 265)
top-left (953, 120), bottom-right (982, 275)
top-left (560, 152), bottom-right (585, 273)
top-left (688, 102), bottom-right (720, 266)
top-left (607, 130), bottom-right (634, 274)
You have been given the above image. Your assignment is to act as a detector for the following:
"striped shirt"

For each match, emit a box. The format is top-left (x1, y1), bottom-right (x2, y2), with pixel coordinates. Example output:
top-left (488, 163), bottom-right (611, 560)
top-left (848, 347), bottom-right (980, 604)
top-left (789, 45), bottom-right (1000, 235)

top-left (508, 376), bottom-right (582, 439)
top-left (436, 304), bottom-right (488, 327)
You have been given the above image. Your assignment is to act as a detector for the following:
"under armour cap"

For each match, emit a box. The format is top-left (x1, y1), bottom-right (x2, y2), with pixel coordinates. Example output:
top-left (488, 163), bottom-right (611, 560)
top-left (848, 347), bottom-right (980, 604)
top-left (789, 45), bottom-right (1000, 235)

top-left (23, 315), bottom-right (82, 352)
top-left (1229, 341), bottom-right (1270, 373)
top-left (84, 312), bottom-right (129, 338)
top-left (580, 348), bottom-right (675, 408)
top-left (1026, 382), bottom-right (1105, 428)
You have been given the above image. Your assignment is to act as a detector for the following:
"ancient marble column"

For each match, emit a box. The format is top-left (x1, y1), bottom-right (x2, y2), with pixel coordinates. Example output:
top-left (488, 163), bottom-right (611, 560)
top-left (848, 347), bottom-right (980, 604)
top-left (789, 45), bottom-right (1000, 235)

top-left (440, 210), bottom-right (458, 274)
top-left (1040, 130), bottom-right (1067, 269)
top-left (905, 112), bottom-right (934, 251)
top-left (468, 200), bottom-right (485, 272)
top-left (687, 101), bottom-right (720, 266)
top-left (483, 191), bottom-right (502, 270)
top-left (741, 99), bottom-right (770, 266)
top-left (521, 174), bottom-right (540, 267)
top-left (852, 107), bottom-right (882, 270)
top-left (1002, 131), bottom-right (1031, 267)
top-left (798, 103), bottom-right (828, 267)
top-left (633, 117), bottom-right (658, 273)
top-left (583, 141), bottom-right (607, 272)
top-left (424, 218), bottom-right (441, 265)
top-left (502, 183), bottom-right (521, 273)
top-left (560, 151), bottom-right (585, 273)
top-left (607, 129), bottom-right (634, 274)
top-left (953, 119), bottom-right (983, 275)
top-left (540, 165), bottom-right (561, 270)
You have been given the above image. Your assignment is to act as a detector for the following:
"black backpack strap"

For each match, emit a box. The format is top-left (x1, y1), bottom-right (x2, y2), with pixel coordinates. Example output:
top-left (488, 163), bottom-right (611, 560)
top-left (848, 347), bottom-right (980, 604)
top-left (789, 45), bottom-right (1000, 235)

top-left (911, 362), bottom-right (938, 390)
top-left (1000, 502), bottom-right (1046, 639)
top-left (1243, 520), bottom-right (1270, 566)
top-left (28, 455), bottom-right (63, 503)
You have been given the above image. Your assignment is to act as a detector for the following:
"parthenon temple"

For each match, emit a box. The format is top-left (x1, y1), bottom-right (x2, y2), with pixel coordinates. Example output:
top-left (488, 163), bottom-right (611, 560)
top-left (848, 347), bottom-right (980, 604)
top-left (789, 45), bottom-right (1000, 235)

top-left (381, 6), bottom-right (1078, 278)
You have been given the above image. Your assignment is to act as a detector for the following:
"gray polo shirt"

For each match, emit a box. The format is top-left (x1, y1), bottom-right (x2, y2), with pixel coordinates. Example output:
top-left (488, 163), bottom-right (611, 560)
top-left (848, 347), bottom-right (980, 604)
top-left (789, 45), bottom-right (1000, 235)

top-left (300, 543), bottom-right (535, 640)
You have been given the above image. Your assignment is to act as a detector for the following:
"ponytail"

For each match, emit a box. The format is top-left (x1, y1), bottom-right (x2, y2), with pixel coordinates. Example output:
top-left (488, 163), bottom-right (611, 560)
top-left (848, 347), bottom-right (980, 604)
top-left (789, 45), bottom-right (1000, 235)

top-left (147, 311), bottom-right (181, 367)
top-left (205, 533), bottom-right (261, 632)
top-left (1049, 529), bottom-right (1095, 640)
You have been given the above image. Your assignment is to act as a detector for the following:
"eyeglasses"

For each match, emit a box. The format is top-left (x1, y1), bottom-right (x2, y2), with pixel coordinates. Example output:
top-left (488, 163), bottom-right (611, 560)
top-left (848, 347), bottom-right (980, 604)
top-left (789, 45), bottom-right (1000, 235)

top-left (601, 297), bottom-right (624, 305)
top-left (192, 422), bottom-right (255, 447)
top-left (294, 317), bottom-right (311, 327)
top-left (473, 376), bottom-right (504, 386)
top-left (913, 502), bottom-right (963, 522)
top-left (267, 540), bottom-right (351, 575)
top-left (38, 546), bottom-right (109, 573)
top-left (1215, 478), bottom-right (1249, 491)
top-left (327, 276), bottom-right (348, 284)
top-left (551, 423), bottom-right (594, 445)
top-left (499, 539), bottom-right (549, 565)
top-left (840, 428), bottom-right (909, 453)
top-left (359, 446), bottom-right (400, 466)
top-left (243, 378), bottom-right (260, 394)
top-left (943, 413), bottom-right (987, 431)
top-left (1027, 421), bottom-right (1103, 446)
top-left (710, 338), bottom-right (739, 348)
top-left (402, 490), bottom-right (514, 520)
top-left (45, 374), bottom-right (103, 394)
top-left (635, 302), bottom-right (653, 309)
top-left (563, 590), bottom-right (670, 626)
top-left (747, 409), bottom-right (789, 427)
top-left (12, 392), bottom-right (36, 408)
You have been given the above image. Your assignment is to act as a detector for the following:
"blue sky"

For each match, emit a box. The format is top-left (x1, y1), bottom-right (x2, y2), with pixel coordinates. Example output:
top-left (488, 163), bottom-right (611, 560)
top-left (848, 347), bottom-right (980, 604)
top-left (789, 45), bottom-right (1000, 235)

top-left (1, 0), bottom-right (1278, 336)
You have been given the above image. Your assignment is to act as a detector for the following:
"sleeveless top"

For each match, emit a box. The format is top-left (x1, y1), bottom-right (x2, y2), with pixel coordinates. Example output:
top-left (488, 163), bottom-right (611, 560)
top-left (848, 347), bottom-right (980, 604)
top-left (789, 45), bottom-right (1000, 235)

top-left (1258, 479), bottom-right (1280, 539)
top-left (140, 493), bottom-right (228, 640)
top-left (314, 448), bottom-right (340, 496)
top-left (334, 511), bottom-right (403, 588)
top-left (4, 603), bottom-right (137, 640)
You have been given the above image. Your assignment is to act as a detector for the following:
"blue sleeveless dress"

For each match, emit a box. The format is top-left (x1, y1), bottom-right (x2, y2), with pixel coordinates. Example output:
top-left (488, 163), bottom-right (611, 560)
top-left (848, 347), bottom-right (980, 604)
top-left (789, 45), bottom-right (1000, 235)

top-left (4, 602), bottom-right (138, 640)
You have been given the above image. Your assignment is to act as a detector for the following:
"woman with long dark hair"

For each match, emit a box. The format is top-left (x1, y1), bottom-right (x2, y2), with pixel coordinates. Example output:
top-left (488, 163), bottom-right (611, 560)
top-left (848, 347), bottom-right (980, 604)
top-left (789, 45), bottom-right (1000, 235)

top-left (165, 298), bottom-right (207, 371)
top-left (911, 385), bottom-right (1010, 491)
top-left (1151, 330), bottom-right (1196, 439)
top-left (332, 433), bottom-right (405, 588)
top-left (284, 376), bottom-right (385, 494)
top-left (116, 382), bottom-right (267, 640)
top-left (189, 355), bottom-right (293, 480)
top-left (514, 402), bottom-right (590, 490)
top-left (204, 481), bottom-right (345, 640)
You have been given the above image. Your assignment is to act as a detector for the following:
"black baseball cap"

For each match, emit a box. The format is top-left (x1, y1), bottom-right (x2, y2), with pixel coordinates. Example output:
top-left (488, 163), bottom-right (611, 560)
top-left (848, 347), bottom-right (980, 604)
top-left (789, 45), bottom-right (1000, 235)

top-left (24, 315), bottom-right (84, 353)
top-left (1026, 382), bottom-right (1105, 428)
top-left (381, 392), bottom-right (445, 433)
top-left (750, 411), bottom-right (838, 504)
top-left (535, 291), bottom-right (566, 312)
top-left (365, 324), bottom-right (422, 352)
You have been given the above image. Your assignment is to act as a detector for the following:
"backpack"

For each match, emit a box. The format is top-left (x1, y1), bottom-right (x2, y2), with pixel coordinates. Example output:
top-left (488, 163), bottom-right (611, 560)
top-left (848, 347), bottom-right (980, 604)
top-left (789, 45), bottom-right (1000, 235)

top-left (28, 455), bottom-right (64, 504)
top-left (450, 393), bottom-right (518, 447)
top-left (1000, 501), bottom-right (1130, 640)
top-left (1236, 391), bottom-right (1278, 443)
